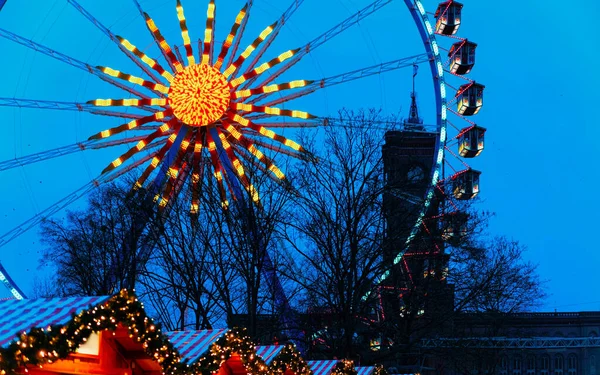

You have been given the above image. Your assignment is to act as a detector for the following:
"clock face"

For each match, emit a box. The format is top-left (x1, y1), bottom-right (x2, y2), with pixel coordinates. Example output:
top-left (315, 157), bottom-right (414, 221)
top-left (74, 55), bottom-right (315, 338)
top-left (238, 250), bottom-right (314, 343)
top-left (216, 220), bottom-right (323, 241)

top-left (407, 165), bottom-right (425, 183)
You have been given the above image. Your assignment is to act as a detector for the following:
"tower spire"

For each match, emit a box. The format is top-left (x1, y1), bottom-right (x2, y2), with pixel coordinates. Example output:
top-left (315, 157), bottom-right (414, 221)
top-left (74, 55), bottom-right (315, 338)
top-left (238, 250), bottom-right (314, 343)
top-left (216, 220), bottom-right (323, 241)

top-left (405, 64), bottom-right (424, 131)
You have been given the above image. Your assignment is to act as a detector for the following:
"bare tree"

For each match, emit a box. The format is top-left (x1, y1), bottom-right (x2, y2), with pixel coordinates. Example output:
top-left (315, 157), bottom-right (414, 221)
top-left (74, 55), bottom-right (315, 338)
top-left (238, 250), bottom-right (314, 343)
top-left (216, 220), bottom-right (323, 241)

top-left (135, 157), bottom-right (295, 334)
top-left (451, 235), bottom-right (545, 314)
top-left (281, 109), bottom-right (391, 359)
top-left (30, 275), bottom-right (59, 299)
top-left (39, 181), bottom-right (151, 296)
top-left (276, 110), bottom-right (545, 365)
top-left (35, 110), bottom-right (545, 371)
top-left (422, 236), bottom-right (546, 375)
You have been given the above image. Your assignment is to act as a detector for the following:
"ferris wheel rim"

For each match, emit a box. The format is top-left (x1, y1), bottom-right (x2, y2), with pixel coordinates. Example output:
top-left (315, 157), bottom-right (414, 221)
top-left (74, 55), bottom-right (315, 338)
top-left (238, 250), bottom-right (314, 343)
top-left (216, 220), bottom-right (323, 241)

top-left (0, 0), bottom-right (476, 302)
top-left (371, 0), bottom-right (448, 284)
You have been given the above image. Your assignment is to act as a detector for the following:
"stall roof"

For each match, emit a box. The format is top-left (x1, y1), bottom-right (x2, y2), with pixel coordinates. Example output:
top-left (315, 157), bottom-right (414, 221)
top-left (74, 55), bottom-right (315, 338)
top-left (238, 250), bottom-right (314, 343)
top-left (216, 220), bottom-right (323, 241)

top-left (356, 367), bottom-right (375, 375)
top-left (0, 294), bottom-right (381, 375)
top-left (164, 329), bottom-right (228, 363)
top-left (307, 360), bottom-right (340, 375)
top-left (0, 296), bottom-right (111, 348)
top-left (255, 345), bottom-right (286, 365)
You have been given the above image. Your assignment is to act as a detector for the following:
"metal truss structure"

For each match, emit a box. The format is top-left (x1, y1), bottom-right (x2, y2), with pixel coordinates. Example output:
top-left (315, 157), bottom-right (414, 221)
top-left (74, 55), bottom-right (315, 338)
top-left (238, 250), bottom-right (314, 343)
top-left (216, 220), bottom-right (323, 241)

top-left (421, 337), bottom-right (600, 349)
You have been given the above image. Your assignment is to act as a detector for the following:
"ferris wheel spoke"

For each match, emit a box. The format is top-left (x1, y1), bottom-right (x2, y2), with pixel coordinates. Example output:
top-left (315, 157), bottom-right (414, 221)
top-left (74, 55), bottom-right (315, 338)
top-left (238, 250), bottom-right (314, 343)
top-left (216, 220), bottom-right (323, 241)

top-left (131, 0), bottom-right (166, 66)
top-left (254, 54), bottom-right (430, 106)
top-left (386, 188), bottom-right (424, 206)
top-left (132, 0), bottom-right (182, 73)
top-left (67, 0), bottom-right (164, 84)
top-left (0, 135), bottom-right (153, 172)
top-left (142, 12), bottom-right (183, 73)
top-left (215, 127), bottom-right (260, 204)
top-left (101, 119), bottom-right (179, 174)
top-left (134, 133), bottom-right (180, 190)
top-left (163, 160), bottom-right (193, 211)
top-left (116, 36), bottom-right (174, 83)
top-left (444, 145), bottom-right (470, 169)
top-left (96, 66), bottom-right (169, 97)
top-left (233, 79), bottom-right (310, 100)
top-left (222, 125), bottom-right (280, 186)
top-left (87, 98), bottom-right (167, 108)
top-left (234, 146), bottom-right (288, 188)
top-left (225, 1), bottom-right (254, 70)
top-left (190, 129), bottom-right (206, 215)
top-left (105, 142), bottom-right (164, 182)
top-left (88, 109), bottom-right (171, 140)
top-left (0, 28), bottom-right (154, 99)
top-left (0, 142), bottom-right (92, 172)
top-left (445, 68), bottom-right (471, 82)
top-left (201, 0), bottom-right (216, 65)
top-left (223, 21), bottom-right (278, 80)
top-left (249, 0), bottom-right (393, 89)
top-left (244, 135), bottom-right (311, 161)
top-left (250, 120), bottom-right (322, 128)
top-left (0, 182), bottom-right (95, 249)
top-left (206, 131), bottom-right (230, 209)
top-left (447, 107), bottom-right (477, 125)
top-left (226, 111), bottom-right (307, 154)
top-left (0, 143), bottom-right (159, 249)
top-left (158, 130), bottom-right (194, 209)
top-left (175, 0), bottom-right (195, 66)
top-left (144, 126), bottom-right (193, 198)
top-left (0, 97), bottom-right (148, 119)
top-left (214, 3), bottom-right (248, 70)
top-left (229, 104), bottom-right (315, 121)
top-left (230, 50), bottom-right (301, 89)
top-left (222, 121), bottom-right (286, 181)
top-left (238, 0), bottom-right (304, 87)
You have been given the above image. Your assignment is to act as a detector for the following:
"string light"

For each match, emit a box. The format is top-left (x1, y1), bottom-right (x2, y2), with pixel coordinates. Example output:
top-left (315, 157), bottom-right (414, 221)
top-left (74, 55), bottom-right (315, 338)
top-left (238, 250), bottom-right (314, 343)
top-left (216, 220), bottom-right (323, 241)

top-left (0, 290), bottom-right (377, 375)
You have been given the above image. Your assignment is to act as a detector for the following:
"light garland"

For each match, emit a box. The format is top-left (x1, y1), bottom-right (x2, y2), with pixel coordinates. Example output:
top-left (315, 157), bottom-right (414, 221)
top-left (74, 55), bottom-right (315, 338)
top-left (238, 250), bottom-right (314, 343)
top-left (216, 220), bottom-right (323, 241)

top-left (269, 343), bottom-right (312, 375)
top-left (192, 328), bottom-right (270, 375)
top-left (0, 290), bottom-right (385, 375)
top-left (373, 364), bottom-right (388, 375)
top-left (332, 360), bottom-right (358, 375)
top-left (0, 290), bottom-right (184, 375)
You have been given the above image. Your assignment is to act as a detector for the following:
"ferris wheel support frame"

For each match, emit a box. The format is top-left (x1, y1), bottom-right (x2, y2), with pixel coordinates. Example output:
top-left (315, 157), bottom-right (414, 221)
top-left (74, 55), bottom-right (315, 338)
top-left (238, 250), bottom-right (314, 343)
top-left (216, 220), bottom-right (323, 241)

top-left (0, 0), bottom-right (402, 304)
top-left (0, 262), bottom-right (25, 299)
top-left (0, 0), bottom-right (463, 316)
top-left (209, 125), bottom-right (295, 325)
top-left (364, 0), bottom-right (448, 300)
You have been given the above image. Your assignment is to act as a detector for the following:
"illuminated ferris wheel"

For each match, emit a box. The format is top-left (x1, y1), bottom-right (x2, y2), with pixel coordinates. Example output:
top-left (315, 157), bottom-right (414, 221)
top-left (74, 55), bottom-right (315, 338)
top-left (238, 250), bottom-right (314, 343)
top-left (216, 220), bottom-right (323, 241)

top-left (0, 0), bottom-right (485, 302)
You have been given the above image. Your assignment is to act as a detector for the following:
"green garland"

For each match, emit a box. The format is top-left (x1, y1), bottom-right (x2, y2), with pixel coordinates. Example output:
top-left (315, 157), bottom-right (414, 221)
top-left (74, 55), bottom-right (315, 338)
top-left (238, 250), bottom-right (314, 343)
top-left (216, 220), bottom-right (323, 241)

top-left (191, 327), bottom-right (270, 375)
top-left (270, 343), bottom-right (312, 375)
top-left (332, 360), bottom-right (358, 375)
top-left (0, 289), bottom-right (183, 375)
top-left (0, 291), bottom-right (270, 375)
top-left (373, 364), bottom-right (388, 375)
top-left (0, 290), bottom-right (384, 375)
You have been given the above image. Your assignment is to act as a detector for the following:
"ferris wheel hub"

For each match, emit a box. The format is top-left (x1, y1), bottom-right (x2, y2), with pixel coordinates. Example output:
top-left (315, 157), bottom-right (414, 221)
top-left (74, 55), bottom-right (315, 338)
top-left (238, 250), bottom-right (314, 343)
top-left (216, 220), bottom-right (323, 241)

top-left (168, 63), bottom-right (230, 127)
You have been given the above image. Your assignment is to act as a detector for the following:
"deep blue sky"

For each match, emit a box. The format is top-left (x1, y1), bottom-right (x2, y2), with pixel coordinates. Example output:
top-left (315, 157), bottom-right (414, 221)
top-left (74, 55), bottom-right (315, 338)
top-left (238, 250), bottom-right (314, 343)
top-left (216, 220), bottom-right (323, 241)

top-left (0, 0), bottom-right (598, 310)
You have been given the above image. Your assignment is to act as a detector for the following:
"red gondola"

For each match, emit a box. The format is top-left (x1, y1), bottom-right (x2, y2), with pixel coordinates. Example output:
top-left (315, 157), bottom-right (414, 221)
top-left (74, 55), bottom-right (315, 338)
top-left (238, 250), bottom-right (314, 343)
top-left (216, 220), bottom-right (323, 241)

top-left (452, 169), bottom-right (481, 200)
top-left (457, 125), bottom-right (486, 158)
top-left (442, 211), bottom-right (469, 245)
top-left (435, 1), bottom-right (463, 35)
top-left (457, 82), bottom-right (484, 116)
top-left (448, 40), bottom-right (477, 75)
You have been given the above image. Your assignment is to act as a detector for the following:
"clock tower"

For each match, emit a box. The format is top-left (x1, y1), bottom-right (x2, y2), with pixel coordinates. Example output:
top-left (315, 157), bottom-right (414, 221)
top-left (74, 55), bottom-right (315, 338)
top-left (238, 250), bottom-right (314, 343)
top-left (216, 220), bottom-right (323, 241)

top-left (381, 86), bottom-right (453, 334)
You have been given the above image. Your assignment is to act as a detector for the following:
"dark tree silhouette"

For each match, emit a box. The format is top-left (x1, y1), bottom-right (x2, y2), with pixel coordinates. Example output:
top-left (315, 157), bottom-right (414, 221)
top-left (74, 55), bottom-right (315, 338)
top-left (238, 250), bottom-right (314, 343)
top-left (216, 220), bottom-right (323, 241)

top-left (39, 181), bottom-right (152, 296)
